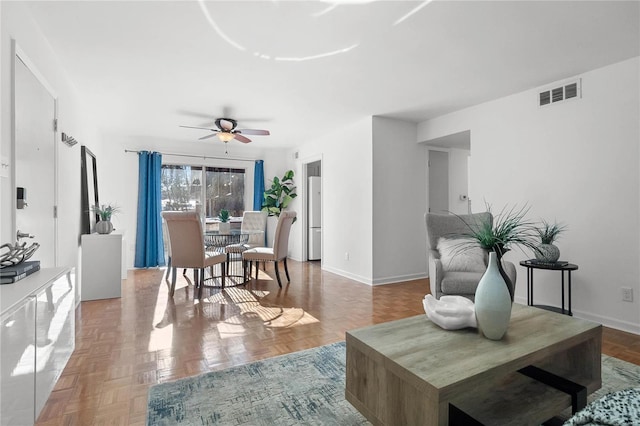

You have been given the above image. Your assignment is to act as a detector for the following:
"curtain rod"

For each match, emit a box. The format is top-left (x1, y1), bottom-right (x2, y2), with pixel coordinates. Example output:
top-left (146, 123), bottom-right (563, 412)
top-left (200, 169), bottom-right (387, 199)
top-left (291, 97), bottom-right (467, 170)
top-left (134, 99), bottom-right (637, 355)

top-left (124, 149), bottom-right (257, 163)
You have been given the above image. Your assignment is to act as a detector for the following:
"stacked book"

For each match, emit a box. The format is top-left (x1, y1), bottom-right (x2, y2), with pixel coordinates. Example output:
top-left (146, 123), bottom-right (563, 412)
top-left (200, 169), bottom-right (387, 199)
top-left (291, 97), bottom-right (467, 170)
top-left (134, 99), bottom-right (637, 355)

top-left (0, 260), bottom-right (41, 284)
top-left (525, 259), bottom-right (569, 267)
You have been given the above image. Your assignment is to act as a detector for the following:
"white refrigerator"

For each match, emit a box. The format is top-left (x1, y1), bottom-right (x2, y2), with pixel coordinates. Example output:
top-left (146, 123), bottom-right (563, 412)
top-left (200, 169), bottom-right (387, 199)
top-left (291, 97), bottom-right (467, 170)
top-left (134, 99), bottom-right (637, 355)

top-left (308, 176), bottom-right (322, 260)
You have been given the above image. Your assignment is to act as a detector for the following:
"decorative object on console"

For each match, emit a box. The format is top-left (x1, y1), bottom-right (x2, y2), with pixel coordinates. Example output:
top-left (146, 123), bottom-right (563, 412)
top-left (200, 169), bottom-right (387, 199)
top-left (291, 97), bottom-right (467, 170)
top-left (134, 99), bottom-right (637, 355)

top-left (474, 251), bottom-right (512, 340)
top-left (423, 294), bottom-right (477, 330)
top-left (0, 260), bottom-right (39, 276)
top-left (262, 170), bottom-right (298, 222)
top-left (0, 260), bottom-right (40, 284)
top-left (0, 241), bottom-right (40, 268)
top-left (91, 203), bottom-right (120, 234)
top-left (534, 219), bottom-right (567, 263)
top-left (218, 209), bottom-right (231, 233)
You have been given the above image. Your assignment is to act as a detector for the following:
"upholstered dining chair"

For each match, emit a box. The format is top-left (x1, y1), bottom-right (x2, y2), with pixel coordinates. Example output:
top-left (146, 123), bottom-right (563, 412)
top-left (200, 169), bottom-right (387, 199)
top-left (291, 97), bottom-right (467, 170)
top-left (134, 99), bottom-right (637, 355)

top-left (225, 210), bottom-right (268, 255)
top-left (242, 211), bottom-right (296, 287)
top-left (425, 212), bottom-right (517, 301)
top-left (162, 218), bottom-right (190, 284)
top-left (162, 218), bottom-right (173, 282)
top-left (162, 211), bottom-right (227, 298)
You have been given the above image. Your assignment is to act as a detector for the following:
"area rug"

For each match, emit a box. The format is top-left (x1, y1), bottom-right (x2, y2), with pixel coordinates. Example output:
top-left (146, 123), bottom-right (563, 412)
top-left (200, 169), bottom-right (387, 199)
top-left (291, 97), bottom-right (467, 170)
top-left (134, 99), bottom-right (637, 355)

top-left (147, 342), bottom-right (640, 426)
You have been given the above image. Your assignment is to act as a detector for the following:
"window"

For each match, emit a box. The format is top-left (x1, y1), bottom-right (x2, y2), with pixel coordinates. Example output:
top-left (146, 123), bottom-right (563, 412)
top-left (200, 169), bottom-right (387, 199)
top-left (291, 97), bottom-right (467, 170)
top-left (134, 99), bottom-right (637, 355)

top-left (161, 164), bottom-right (246, 220)
top-left (204, 167), bottom-right (245, 217)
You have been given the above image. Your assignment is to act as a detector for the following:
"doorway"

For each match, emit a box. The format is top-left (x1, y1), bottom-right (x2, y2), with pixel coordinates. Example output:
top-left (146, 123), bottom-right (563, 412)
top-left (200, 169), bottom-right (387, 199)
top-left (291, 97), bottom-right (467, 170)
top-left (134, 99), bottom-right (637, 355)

top-left (426, 131), bottom-right (472, 216)
top-left (301, 157), bottom-right (322, 262)
top-left (428, 150), bottom-right (449, 215)
top-left (14, 45), bottom-right (58, 267)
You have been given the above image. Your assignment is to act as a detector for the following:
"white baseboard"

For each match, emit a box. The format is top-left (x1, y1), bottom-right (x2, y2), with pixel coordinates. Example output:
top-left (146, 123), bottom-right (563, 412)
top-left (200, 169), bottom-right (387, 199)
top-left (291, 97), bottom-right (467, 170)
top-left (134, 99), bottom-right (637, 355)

top-left (571, 309), bottom-right (640, 335)
top-left (321, 265), bottom-right (372, 285)
top-left (514, 296), bottom-right (640, 335)
top-left (320, 266), bottom-right (427, 287)
top-left (371, 272), bottom-right (428, 286)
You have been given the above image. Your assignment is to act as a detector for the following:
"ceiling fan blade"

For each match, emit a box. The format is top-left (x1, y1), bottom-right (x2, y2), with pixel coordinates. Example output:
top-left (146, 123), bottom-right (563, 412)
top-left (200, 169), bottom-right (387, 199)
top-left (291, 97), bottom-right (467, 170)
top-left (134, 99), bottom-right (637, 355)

top-left (180, 125), bottom-right (215, 131)
top-left (233, 134), bottom-right (252, 143)
top-left (237, 129), bottom-right (270, 136)
top-left (198, 133), bottom-right (218, 140)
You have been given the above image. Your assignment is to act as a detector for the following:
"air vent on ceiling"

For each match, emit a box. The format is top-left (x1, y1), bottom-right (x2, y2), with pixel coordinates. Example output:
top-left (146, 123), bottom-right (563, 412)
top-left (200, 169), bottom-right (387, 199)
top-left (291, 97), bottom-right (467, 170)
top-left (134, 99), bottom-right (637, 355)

top-left (538, 78), bottom-right (581, 107)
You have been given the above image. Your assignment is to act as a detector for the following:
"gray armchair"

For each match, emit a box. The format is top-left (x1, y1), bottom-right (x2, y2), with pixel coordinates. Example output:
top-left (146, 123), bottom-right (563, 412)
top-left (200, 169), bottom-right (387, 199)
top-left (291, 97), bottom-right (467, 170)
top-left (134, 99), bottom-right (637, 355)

top-left (425, 212), bottom-right (516, 301)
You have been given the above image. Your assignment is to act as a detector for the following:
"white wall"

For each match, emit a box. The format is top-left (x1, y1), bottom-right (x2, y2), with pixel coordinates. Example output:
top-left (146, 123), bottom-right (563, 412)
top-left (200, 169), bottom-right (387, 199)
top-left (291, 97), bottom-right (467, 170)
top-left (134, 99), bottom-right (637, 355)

top-left (291, 118), bottom-right (373, 283)
top-left (1, 2), bottom-right (99, 276)
top-left (372, 116), bottom-right (427, 284)
top-left (418, 57), bottom-right (640, 333)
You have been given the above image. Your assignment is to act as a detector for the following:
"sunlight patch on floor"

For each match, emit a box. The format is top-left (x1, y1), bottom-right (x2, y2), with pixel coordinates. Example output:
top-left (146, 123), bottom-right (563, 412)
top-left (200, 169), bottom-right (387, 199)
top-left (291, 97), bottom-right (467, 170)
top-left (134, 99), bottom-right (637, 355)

top-left (147, 325), bottom-right (174, 352)
top-left (203, 287), bottom-right (320, 338)
top-left (149, 280), bottom-right (175, 351)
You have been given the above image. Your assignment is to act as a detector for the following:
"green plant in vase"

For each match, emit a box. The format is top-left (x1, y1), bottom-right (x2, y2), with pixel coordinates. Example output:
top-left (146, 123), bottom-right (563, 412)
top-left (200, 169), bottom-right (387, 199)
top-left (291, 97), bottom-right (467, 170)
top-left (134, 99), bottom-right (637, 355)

top-left (91, 203), bottom-right (120, 234)
top-left (456, 203), bottom-right (539, 340)
top-left (218, 209), bottom-right (230, 223)
top-left (262, 170), bottom-right (298, 222)
top-left (218, 209), bottom-right (231, 233)
top-left (456, 203), bottom-right (539, 301)
top-left (534, 219), bottom-right (567, 263)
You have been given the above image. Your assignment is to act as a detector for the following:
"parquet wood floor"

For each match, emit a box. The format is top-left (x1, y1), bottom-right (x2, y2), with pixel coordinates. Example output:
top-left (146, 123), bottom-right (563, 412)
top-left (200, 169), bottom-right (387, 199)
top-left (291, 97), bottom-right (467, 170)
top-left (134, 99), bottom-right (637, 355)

top-left (35, 260), bottom-right (640, 425)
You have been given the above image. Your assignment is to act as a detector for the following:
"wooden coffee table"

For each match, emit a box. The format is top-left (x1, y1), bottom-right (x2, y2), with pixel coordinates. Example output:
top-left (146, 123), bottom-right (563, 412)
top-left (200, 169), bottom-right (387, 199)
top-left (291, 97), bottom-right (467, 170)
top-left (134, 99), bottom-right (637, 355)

top-left (345, 304), bottom-right (601, 426)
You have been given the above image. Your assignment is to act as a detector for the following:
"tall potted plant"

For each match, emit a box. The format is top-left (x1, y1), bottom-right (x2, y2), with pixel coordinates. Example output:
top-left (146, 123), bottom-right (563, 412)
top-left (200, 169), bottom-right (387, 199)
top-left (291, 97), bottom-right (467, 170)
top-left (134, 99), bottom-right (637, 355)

top-left (262, 170), bottom-right (297, 222)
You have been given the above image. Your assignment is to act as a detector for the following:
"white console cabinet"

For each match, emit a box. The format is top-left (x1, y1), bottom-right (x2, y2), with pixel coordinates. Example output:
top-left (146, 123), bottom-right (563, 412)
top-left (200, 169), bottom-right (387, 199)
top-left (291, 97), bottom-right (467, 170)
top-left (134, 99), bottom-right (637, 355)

top-left (0, 267), bottom-right (75, 426)
top-left (81, 232), bottom-right (124, 301)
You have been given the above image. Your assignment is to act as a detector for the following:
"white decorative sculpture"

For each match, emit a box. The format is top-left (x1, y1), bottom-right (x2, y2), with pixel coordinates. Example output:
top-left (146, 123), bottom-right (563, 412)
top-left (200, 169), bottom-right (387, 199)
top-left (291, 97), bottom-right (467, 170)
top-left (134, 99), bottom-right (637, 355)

top-left (0, 242), bottom-right (40, 268)
top-left (423, 294), bottom-right (477, 330)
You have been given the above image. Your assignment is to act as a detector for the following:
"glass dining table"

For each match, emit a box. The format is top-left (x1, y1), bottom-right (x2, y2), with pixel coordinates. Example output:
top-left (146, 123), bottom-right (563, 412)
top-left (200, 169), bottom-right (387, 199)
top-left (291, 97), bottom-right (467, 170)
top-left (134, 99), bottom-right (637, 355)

top-left (203, 229), bottom-right (263, 288)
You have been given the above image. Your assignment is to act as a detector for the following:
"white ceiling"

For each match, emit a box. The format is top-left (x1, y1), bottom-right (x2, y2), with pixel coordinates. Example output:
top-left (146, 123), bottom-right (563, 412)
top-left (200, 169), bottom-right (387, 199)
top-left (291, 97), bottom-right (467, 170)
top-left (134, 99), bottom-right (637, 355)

top-left (25, 1), bottom-right (640, 149)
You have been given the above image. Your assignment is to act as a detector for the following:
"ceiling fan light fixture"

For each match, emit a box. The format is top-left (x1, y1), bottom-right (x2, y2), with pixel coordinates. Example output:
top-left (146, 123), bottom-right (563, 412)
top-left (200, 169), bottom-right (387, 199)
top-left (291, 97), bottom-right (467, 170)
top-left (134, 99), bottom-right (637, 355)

top-left (217, 132), bottom-right (235, 142)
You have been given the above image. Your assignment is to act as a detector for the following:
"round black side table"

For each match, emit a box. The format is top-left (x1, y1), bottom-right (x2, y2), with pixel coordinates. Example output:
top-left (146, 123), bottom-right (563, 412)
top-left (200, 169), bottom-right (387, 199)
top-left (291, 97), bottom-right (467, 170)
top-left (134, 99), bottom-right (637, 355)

top-left (519, 260), bottom-right (579, 316)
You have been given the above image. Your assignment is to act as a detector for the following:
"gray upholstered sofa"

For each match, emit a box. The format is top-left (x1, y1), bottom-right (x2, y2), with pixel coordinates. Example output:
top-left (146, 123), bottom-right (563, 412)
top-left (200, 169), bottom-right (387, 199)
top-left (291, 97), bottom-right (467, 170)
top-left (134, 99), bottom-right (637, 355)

top-left (425, 212), bottom-right (517, 301)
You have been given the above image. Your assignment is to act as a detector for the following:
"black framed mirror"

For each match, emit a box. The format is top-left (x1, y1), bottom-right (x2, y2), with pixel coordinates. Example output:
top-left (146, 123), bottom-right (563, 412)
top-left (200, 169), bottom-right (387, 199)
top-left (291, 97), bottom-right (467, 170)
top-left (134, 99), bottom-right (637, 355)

top-left (81, 145), bottom-right (99, 234)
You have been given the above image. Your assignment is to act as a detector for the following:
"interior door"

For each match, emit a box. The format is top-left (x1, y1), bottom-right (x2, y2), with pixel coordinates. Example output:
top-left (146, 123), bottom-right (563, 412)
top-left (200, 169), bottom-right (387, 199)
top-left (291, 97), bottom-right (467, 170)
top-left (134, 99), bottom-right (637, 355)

top-left (428, 150), bottom-right (449, 215)
top-left (15, 55), bottom-right (57, 267)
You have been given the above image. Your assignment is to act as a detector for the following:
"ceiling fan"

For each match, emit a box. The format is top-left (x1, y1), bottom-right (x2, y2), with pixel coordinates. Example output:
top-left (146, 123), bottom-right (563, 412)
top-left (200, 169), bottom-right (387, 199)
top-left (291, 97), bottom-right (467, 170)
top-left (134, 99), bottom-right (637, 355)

top-left (180, 118), bottom-right (270, 144)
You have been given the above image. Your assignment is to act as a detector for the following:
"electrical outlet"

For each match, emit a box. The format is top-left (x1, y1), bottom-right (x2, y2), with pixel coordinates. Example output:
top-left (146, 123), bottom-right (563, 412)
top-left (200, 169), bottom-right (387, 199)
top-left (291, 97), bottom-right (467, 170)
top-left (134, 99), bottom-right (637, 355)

top-left (344, 252), bottom-right (350, 261)
top-left (622, 287), bottom-right (633, 302)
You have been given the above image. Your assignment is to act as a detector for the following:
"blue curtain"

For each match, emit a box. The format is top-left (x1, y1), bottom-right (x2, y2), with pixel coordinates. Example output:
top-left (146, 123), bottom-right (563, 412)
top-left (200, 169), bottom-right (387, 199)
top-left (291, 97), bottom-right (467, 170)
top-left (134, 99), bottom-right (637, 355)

top-left (253, 160), bottom-right (266, 245)
top-left (134, 151), bottom-right (165, 268)
top-left (253, 160), bottom-right (265, 211)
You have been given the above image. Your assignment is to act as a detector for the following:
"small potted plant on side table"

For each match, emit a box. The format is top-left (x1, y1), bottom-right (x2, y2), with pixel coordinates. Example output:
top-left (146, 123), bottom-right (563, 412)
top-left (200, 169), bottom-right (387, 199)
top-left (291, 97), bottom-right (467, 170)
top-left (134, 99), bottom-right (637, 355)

top-left (91, 203), bottom-right (120, 234)
top-left (534, 219), bottom-right (567, 263)
top-left (218, 209), bottom-right (231, 233)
